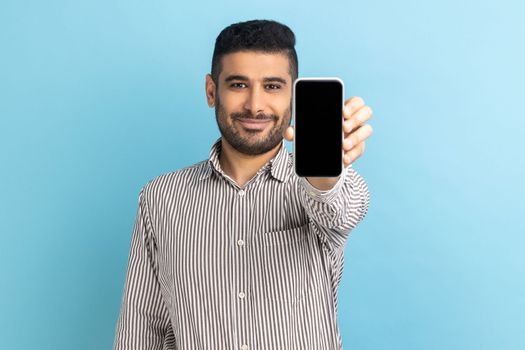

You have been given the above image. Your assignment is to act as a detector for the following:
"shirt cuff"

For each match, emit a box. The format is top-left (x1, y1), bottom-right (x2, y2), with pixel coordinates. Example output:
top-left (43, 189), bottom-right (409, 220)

top-left (297, 165), bottom-right (350, 204)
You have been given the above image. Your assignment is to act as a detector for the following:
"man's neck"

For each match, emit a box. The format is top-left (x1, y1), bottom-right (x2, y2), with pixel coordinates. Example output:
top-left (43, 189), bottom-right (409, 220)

top-left (219, 138), bottom-right (282, 188)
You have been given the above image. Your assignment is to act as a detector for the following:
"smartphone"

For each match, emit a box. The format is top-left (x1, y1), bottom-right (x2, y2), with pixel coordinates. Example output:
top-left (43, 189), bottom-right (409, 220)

top-left (292, 77), bottom-right (344, 177)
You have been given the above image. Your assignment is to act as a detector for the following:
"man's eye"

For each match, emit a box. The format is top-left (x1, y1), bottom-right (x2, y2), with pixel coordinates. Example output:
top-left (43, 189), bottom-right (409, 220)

top-left (266, 84), bottom-right (281, 90)
top-left (230, 83), bottom-right (247, 88)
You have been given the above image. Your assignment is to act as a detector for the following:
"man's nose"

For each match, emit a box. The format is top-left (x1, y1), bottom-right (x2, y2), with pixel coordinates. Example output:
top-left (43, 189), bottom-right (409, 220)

top-left (243, 86), bottom-right (265, 116)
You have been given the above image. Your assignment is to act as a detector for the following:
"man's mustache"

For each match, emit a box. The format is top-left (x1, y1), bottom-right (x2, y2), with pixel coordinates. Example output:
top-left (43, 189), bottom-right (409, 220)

top-left (231, 111), bottom-right (278, 121)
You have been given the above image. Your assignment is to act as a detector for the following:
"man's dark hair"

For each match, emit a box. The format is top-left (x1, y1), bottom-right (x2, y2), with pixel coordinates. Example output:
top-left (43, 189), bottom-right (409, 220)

top-left (211, 19), bottom-right (298, 87)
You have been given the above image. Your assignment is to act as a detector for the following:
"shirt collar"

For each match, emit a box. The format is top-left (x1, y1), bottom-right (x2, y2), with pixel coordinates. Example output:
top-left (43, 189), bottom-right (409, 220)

top-left (197, 136), bottom-right (291, 183)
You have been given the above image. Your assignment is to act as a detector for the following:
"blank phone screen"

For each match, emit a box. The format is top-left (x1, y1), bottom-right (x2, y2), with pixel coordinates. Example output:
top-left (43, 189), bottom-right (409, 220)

top-left (294, 79), bottom-right (343, 177)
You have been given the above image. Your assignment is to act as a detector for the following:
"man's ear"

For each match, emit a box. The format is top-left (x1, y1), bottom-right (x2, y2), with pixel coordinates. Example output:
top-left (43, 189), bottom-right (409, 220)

top-left (205, 74), bottom-right (217, 108)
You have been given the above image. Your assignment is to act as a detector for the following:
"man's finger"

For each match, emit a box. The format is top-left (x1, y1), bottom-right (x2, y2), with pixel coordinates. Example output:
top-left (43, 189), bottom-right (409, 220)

top-left (343, 124), bottom-right (373, 151)
top-left (343, 96), bottom-right (365, 119)
top-left (344, 141), bottom-right (366, 165)
top-left (344, 106), bottom-right (373, 133)
top-left (284, 126), bottom-right (294, 141)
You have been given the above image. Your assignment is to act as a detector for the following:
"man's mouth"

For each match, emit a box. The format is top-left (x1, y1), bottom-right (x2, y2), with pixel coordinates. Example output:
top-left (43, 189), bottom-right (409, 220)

top-left (236, 118), bottom-right (272, 130)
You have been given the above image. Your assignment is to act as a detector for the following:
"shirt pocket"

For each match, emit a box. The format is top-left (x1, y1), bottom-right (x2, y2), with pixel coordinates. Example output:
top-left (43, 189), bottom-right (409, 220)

top-left (256, 223), bottom-right (309, 303)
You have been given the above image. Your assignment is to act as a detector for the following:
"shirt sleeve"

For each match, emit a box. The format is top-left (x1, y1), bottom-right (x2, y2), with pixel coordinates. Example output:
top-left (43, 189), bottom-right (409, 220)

top-left (297, 164), bottom-right (370, 252)
top-left (113, 188), bottom-right (174, 350)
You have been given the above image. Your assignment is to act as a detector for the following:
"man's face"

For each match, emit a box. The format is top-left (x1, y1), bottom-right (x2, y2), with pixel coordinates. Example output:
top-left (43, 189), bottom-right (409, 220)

top-left (212, 51), bottom-right (292, 156)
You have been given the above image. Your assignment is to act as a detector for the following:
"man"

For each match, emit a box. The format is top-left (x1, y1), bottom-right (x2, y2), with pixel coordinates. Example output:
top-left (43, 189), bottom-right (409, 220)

top-left (113, 19), bottom-right (373, 350)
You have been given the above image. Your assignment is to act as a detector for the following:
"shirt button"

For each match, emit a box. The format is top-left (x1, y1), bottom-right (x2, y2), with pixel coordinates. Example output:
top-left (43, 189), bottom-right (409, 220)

top-left (238, 292), bottom-right (245, 299)
top-left (241, 345), bottom-right (248, 350)
top-left (238, 189), bottom-right (245, 196)
top-left (237, 239), bottom-right (244, 246)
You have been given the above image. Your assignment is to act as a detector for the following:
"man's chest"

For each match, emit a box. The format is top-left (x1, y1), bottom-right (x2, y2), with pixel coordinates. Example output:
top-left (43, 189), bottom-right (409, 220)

top-left (154, 181), bottom-right (320, 304)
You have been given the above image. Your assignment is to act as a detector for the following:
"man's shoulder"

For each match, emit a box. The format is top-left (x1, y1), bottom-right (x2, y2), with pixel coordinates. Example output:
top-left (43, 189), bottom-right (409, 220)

top-left (139, 159), bottom-right (208, 200)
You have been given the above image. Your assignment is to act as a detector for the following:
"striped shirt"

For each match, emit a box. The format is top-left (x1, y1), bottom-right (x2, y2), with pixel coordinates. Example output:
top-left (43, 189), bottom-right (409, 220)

top-left (113, 136), bottom-right (370, 350)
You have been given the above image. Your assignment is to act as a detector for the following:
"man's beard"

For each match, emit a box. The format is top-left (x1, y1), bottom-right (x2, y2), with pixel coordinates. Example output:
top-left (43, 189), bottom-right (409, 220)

top-left (214, 95), bottom-right (291, 156)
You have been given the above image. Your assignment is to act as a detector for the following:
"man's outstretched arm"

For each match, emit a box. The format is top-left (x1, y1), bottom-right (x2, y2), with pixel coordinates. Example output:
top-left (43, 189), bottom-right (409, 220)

top-left (288, 96), bottom-right (373, 252)
top-left (298, 165), bottom-right (370, 252)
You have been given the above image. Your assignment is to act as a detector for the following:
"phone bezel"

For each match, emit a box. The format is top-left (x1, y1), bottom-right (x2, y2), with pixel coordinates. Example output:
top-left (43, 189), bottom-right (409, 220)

top-left (292, 77), bottom-right (345, 178)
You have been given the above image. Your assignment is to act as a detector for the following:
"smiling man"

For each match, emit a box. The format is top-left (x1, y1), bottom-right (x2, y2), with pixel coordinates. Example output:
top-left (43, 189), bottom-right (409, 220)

top-left (113, 19), bottom-right (373, 350)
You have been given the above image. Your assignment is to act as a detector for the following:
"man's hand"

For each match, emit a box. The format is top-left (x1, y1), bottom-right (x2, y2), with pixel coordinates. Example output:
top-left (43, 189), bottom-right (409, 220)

top-left (284, 96), bottom-right (374, 191)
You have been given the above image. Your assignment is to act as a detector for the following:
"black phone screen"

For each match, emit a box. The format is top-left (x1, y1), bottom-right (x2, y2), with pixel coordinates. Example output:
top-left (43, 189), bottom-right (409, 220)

top-left (293, 79), bottom-right (343, 177)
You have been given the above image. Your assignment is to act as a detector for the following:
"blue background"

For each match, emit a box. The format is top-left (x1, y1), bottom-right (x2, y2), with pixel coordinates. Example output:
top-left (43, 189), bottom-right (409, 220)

top-left (1, 0), bottom-right (524, 349)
